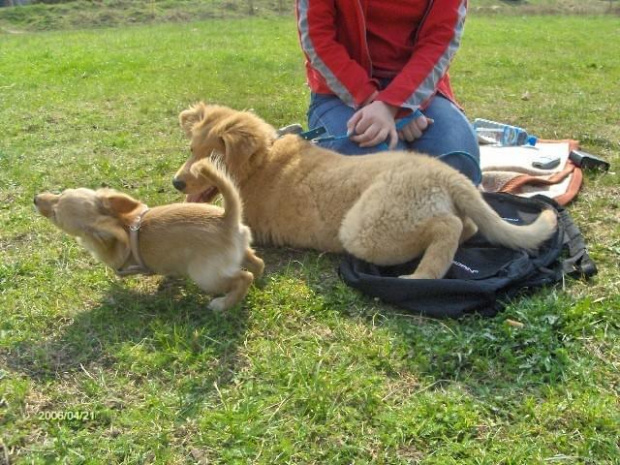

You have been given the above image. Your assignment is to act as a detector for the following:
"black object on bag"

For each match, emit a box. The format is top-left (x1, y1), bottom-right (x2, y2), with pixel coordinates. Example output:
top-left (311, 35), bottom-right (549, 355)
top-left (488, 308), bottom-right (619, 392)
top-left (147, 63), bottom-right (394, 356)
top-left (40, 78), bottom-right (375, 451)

top-left (569, 150), bottom-right (610, 171)
top-left (338, 193), bottom-right (597, 319)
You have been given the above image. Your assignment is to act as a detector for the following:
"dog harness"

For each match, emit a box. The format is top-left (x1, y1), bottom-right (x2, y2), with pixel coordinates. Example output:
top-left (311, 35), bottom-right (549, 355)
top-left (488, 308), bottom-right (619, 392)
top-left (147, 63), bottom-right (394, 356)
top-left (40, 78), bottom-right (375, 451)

top-left (116, 206), bottom-right (153, 277)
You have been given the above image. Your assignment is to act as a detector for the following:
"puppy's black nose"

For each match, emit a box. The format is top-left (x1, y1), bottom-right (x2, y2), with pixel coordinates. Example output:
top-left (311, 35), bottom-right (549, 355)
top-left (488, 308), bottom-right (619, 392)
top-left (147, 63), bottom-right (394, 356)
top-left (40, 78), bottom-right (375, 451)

top-left (172, 179), bottom-right (186, 192)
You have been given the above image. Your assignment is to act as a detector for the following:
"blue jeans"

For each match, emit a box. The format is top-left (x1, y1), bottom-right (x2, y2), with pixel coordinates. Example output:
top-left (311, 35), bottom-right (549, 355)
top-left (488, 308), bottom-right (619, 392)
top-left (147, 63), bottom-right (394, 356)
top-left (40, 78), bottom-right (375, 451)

top-left (307, 93), bottom-right (481, 184)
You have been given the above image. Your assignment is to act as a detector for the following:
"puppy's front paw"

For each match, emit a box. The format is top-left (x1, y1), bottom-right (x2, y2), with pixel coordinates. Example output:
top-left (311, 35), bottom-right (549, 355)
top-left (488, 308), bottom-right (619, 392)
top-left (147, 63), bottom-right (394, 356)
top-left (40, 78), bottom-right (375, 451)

top-left (253, 260), bottom-right (265, 280)
top-left (208, 296), bottom-right (229, 312)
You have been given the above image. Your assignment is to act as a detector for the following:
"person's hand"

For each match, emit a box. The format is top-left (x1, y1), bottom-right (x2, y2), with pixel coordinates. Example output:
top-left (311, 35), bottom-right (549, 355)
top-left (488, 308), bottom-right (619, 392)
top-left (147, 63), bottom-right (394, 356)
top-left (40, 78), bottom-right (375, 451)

top-left (399, 113), bottom-right (433, 142)
top-left (347, 101), bottom-right (399, 149)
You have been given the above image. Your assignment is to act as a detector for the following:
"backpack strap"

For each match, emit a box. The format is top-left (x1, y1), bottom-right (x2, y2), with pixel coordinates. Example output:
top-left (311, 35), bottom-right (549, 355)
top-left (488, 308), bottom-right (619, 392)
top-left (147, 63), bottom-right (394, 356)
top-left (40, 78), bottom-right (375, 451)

top-left (557, 205), bottom-right (598, 278)
top-left (532, 195), bottom-right (597, 278)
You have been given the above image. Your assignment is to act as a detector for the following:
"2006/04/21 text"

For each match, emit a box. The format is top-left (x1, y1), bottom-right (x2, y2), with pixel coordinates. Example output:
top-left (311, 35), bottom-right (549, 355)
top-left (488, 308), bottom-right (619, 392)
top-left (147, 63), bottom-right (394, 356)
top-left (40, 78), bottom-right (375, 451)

top-left (35, 411), bottom-right (97, 421)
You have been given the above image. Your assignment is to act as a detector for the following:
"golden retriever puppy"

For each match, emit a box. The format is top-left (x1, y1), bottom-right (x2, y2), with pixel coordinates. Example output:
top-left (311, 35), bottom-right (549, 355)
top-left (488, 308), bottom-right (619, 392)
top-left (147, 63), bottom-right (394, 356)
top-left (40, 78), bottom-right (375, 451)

top-left (35, 159), bottom-right (264, 311)
top-left (172, 103), bottom-right (557, 280)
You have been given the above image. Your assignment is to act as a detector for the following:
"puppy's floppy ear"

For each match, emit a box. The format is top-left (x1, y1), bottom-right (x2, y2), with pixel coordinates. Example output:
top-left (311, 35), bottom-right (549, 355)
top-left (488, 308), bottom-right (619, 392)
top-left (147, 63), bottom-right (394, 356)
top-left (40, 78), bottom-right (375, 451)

top-left (87, 218), bottom-right (131, 270)
top-left (179, 102), bottom-right (206, 137)
top-left (97, 190), bottom-right (144, 218)
top-left (210, 112), bottom-right (273, 163)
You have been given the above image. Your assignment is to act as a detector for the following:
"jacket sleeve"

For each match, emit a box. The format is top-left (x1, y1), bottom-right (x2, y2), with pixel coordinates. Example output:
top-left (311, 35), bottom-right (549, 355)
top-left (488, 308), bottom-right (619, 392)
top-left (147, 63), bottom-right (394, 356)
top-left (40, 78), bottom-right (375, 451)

top-left (376, 0), bottom-right (467, 111)
top-left (296, 0), bottom-right (378, 108)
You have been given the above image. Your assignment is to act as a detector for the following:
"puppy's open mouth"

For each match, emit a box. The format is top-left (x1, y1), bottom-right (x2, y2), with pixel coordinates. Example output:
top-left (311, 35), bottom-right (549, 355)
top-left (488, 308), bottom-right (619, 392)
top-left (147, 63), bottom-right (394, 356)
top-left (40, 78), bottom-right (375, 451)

top-left (186, 186), bottom-right (219, 203)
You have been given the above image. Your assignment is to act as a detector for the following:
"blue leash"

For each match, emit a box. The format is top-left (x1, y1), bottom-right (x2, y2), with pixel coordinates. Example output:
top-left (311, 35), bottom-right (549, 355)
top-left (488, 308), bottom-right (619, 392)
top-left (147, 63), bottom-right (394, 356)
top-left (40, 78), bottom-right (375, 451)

top-left (298, 109), bottom-right (482, 186)
top-left (376, 110), bottom-right (422, 151)
top-left (300, 109), bottom-right (424, 145)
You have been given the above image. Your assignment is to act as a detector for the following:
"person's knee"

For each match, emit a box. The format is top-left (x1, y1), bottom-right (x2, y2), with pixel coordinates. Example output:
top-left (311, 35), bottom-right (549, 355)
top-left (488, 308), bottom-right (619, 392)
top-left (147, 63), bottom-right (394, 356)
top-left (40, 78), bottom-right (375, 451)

top-left (462, 134), bottom-right (480, 162)
top-left (438, 151), bottom-right (482, 186)
top-left (416, 96), bottom-right (480, 159)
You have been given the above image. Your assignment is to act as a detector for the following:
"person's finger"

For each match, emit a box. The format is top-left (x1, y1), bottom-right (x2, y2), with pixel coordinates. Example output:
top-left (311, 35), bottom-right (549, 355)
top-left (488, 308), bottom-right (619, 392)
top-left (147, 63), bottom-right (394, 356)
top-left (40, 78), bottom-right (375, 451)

top-left (355, 125), bottom-right (383, 146)
top-left (351, 124), bottom-right (379, 144)
top-left (401, 125), bottom-right (415, 142)
top-left (388, 126), bottom-right (398, 150)
top-left (359, 128), bottom-right (389, 148)
top-left (354, 115), bottom-right (373, 137)
top-left (406, 121), bottom-right (423, 139)
top-left (347, 111), bottom-right (363, 135)
top-left (414, 114), bottom-right (428, 131)
top-left (412, 125), bottom-right (423, 139)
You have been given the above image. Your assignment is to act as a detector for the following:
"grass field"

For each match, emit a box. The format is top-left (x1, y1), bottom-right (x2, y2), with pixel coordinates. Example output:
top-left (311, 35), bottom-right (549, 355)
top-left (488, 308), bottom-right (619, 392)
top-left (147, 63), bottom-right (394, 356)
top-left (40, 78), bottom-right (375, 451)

top-left (1, 5), bottom-right (619, 465)
top-left (0, 0), bottom-right (619, 32)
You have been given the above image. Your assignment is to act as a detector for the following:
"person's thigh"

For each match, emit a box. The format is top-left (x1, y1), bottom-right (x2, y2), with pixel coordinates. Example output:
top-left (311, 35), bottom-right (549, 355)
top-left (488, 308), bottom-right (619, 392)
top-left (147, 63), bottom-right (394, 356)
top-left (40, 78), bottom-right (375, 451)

top-left (307, 93), bottom-right (407, 155)
top-left (409, 95), bottom-right (480, 161)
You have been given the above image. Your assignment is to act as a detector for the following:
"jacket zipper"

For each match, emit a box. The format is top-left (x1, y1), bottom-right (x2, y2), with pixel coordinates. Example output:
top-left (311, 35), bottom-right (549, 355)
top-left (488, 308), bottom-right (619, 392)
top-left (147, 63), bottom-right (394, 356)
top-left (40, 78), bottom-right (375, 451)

top-left (356, 0), bottom-right (373, 78)
top-left (413, 0), bottom-right (434, 44)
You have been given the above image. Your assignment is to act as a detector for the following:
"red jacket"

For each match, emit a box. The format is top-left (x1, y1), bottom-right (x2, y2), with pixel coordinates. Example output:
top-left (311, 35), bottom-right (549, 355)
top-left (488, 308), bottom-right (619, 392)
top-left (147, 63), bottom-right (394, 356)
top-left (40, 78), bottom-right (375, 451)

top-left (296, 0), bottom-right (467, 112)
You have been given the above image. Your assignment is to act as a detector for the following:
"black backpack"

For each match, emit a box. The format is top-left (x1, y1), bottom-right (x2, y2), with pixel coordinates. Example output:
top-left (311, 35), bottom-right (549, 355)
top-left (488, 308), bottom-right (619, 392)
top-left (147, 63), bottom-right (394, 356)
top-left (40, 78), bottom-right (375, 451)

top-left (338, 193), bottom-right (597, 318)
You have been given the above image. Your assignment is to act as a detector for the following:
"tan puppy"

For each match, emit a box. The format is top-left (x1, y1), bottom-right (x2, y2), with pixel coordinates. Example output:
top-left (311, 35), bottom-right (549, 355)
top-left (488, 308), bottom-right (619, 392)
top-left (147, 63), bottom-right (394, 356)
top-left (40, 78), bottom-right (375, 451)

top-left (172, 103), bottom-right (557, 280)
top-left (35, 159), bottom-right (264, 311)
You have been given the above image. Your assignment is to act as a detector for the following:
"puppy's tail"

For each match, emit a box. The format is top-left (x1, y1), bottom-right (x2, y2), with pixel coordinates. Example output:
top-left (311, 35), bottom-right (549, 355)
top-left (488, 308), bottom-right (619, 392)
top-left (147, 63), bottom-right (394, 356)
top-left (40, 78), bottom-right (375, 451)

top-left (451, 181), bottom-right (557, 252)
top-left (190, 158), bottom-right (243, 228)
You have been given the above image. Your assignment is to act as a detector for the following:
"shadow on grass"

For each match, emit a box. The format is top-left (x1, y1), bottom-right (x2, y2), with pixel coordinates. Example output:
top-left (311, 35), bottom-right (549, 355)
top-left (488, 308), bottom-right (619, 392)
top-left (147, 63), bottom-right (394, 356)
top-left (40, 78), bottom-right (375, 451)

top-left (287, 249), bottom-right (575, 397)
top-left (3, 277), bottom-right (250, 405)
top-left (3, 246), bottom-right (576, 410)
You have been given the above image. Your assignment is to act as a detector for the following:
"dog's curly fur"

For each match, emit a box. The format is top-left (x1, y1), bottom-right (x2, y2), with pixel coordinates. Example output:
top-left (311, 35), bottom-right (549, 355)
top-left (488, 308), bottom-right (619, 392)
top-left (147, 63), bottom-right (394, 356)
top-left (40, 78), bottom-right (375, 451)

top-left (173, 103), bottom-right (557, 279)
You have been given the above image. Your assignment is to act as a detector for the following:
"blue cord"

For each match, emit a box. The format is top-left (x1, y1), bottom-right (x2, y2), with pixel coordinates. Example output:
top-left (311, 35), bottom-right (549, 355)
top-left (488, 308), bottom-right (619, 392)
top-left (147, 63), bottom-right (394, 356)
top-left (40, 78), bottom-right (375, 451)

top-left (375, 109), bottom-right (423, 151)
top-left (299, 111), bottom-right (481, 185)
top-left (300, 108), bottom-right (424, 146)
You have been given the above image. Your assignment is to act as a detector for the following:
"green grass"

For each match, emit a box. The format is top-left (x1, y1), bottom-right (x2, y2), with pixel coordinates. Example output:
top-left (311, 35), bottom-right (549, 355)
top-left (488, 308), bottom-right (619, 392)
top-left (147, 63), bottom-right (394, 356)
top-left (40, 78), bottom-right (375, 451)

top-left (1, 9), bottom-right (619, 465)
top-left (0, 0), bottom-right (293, 32)
top-left (471, 0), bottom-right (620, 15)
top-left (0, 0), bottom-right (618, 33)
